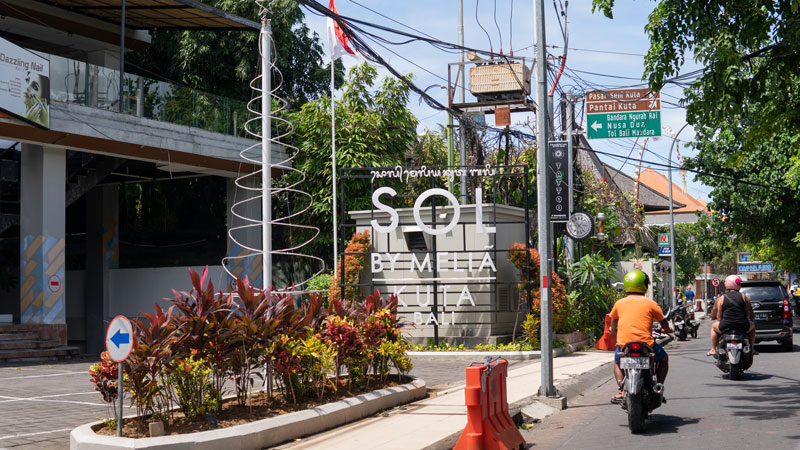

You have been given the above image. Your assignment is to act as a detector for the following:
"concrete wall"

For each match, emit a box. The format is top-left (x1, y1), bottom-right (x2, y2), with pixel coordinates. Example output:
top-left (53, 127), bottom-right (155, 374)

top-left (107, 265), bottom-right (230, 318)
top-left (65, 265), bottom-right (232, 345)
top-left (350, 204), bottom-right (530, 344)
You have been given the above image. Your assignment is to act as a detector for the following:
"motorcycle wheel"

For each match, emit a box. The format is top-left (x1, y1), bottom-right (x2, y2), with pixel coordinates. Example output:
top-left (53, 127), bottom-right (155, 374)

top-left (678, 328), bottom-right (687, 341)
top-left (729, 363), bottom-right (741, 380)
top-left (691, 327), bottom-right (698, 339)
top-left (627, 392), bottom-right (647, 434)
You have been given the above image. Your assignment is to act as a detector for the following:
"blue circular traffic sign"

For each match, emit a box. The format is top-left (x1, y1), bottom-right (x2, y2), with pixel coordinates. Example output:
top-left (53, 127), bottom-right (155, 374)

top-left (105, 315), bottom-right (133, 362)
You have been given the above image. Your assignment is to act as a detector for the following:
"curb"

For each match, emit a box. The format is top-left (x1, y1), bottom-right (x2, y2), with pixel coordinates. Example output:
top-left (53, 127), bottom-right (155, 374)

top-left (70, 377), bottom-right (426, 450)
top-left (408, 347), bottom-right (569, 361)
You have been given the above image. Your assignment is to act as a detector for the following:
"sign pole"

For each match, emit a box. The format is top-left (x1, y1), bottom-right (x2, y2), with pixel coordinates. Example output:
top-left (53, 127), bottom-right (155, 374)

top-left (261, 19), bottom-right (273, 291)
top-left (106, 315), bottom-right (132, 437)
top-left (566, 95), bottom-right (574, 265)
top-left (534, 0), bottom-right (555, 397)
top-left (117, 362), bottom-right (123, 436)
top-left (667, 123), bottom-right (688, 309)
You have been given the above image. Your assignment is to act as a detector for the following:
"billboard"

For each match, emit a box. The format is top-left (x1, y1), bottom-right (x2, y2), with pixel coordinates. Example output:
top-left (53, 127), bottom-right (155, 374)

top-left (0, 36), bottom-right (49, 129)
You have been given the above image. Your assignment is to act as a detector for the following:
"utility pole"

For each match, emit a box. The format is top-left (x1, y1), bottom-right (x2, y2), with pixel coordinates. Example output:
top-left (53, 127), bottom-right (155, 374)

top-left (458, 0), bottom-right (467, 204)
top-left (566, 95), bottom-right (574, 265)
top-left (534, 0), bottom-right (555, 397)
top-left (667, 123), bottom-right (688, 309)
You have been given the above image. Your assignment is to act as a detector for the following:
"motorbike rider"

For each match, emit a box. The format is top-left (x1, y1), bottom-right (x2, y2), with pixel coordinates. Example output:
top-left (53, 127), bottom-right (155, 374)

top-left (609, 270), bottom-right (673, 403)
top-left (707, 274), bottom-right (756, 356)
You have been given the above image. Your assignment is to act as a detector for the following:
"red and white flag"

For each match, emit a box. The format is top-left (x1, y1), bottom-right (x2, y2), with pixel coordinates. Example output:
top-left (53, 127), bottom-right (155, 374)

top-left (327, 0), bottom-right (359, 60)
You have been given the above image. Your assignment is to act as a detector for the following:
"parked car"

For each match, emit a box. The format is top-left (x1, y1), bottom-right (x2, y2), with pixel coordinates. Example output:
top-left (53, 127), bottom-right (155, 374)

top-left (740, 281), bottom-right (793, 351)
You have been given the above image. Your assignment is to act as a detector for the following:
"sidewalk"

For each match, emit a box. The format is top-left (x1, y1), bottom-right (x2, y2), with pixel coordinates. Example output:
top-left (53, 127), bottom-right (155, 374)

top-left (277, 351), bottom-right (611, 450)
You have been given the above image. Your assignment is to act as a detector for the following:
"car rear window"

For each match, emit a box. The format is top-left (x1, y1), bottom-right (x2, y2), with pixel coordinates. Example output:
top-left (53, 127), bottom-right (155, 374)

top-left (741, 286), bottom-right (785, 302)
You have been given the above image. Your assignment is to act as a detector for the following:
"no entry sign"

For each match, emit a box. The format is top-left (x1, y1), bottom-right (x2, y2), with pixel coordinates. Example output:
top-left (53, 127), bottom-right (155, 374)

top-left (48, 275), bottom-right (61, 292)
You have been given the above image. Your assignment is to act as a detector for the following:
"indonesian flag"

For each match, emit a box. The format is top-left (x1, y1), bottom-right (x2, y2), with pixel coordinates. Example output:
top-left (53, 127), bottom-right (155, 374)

top-left (327, 0), bottom-right (359, 60)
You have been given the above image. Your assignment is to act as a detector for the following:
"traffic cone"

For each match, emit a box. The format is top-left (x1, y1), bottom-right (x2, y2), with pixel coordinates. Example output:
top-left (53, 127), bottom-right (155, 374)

top-left (595, 314), bottom-right (616, 351)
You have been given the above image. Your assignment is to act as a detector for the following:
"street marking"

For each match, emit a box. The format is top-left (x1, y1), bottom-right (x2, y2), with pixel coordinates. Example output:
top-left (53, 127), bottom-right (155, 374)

top-left (0, 392), bottom-right (132, 408)
top-left (0, 370), bottom-right (87, 380)
top-left (0, 427), bottom-right (74, 441)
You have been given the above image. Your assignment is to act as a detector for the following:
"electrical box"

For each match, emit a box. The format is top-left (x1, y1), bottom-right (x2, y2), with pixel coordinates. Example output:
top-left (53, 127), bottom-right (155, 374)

top-left (469, 63), bottom-right (531, 97)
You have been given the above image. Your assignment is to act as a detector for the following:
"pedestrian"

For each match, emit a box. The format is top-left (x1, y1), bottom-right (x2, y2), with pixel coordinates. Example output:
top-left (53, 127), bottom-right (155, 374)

top-left (685, 286), bottom-right (695, 307)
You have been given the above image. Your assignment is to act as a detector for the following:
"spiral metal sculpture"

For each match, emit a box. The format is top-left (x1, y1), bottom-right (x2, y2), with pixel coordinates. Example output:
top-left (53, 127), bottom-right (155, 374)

top-left (223, 2), bottom-right (324, 290)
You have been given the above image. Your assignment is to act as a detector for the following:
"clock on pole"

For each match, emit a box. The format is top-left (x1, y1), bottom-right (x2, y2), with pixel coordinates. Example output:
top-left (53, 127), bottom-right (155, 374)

top-left (566, 212), bottom-right (594, 241)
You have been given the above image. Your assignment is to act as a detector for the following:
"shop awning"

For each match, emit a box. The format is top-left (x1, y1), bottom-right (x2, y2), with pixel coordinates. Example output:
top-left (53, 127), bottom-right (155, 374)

top-left (40, 0), bottom-right (259, 30)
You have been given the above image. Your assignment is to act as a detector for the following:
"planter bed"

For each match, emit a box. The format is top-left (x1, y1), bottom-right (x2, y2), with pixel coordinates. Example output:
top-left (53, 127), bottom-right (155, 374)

top-left (70, 377), bottom-right (426, 450)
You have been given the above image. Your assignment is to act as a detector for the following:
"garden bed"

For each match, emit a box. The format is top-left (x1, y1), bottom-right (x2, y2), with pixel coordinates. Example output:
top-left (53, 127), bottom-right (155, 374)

top-left (71, 376), bottom-right (426, 450)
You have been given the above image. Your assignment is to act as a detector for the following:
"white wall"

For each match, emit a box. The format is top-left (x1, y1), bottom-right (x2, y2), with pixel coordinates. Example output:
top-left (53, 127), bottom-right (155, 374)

top-left (108, 265), bottom-right (231, 318)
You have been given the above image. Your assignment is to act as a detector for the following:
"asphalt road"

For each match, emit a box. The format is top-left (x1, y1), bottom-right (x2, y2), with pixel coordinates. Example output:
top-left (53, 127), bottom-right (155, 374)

top-left (521, 319), bottom-right (800, 450)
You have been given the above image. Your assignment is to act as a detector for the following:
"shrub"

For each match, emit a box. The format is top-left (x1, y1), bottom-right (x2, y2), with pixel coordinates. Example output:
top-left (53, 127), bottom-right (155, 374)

top-left (89, 351), bottom-right (119, 421)
top-left (329, 230), bottom-right (371, 304)
top-left (307, 272), bottom-right (333, 293)
top-left (508, 243), bottom-right (571, 335)
top-left (164, 351), bottom-right (220, 422)
top-left (522, 312), bottom-right (541, 347)
top-left (106, 267), bottom-right (412, 424)
top-left (127, 304), bottom-right (176, 421)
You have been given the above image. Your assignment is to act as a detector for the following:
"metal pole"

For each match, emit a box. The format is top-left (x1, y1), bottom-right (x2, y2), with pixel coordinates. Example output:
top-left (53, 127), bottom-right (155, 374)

top-left (705, 262), bottom-right (709, 307)
top-left (261, 20), bottom-right (273, 291)
top-left (116, 362), bottom-right (123, 436)
top-left (119, 0), bottom-right (125, 113)
top-left (331, 59), bottom-right (338, 273)
top-left (458, 0), bottom-right (467, 204)
top-left (668, 123), bottom-right (689, 309)
top-left (566, 95), bottom-right (574, 265)
top-left (534, 0), bottom-right (555, 397)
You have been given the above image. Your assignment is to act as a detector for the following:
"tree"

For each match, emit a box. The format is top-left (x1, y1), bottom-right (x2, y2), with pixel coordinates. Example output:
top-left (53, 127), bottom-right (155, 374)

top-left (128, 0), bottom-right (342, 107)
top-left (290, 63), bottom-right (419, 264)
top-left (592, 0), bottom-right (800, 272)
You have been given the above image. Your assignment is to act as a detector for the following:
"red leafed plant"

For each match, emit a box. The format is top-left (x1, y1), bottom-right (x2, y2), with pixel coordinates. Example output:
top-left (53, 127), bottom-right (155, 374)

top-left (328, 230), bottom-right (371, 304)
top-left (89, 351), bottom-right (118, 403)
top-left (128, 303), bottom-right (177, 421)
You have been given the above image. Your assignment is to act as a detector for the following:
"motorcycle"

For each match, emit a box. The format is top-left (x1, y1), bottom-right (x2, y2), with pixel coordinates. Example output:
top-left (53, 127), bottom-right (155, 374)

top-left (617, 341), bottom-right (666, 433)
top-left (672, 306), bottom-right (688, 341)
top-left (687, 309), bottom-right (700, 339)
top-left (714, 330), bottom-right (753, 380)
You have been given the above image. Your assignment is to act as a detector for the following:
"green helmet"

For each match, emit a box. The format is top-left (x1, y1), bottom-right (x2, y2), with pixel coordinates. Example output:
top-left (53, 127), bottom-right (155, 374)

top-left (623, 270), bottom-right (650, 294)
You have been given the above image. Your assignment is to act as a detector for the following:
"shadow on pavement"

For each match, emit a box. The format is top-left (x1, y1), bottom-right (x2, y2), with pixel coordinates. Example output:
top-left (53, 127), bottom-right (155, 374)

top-left (722, 375), bottom-right (800, 420)
top-left (640, 415), bottom-right (700, 435)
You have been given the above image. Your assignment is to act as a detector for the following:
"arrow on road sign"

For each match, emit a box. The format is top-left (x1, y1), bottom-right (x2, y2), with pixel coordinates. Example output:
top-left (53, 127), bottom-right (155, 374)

top-left (591, 121), bottom-right (602, 132)
top-left (110, 329), bottom-right (130, 348)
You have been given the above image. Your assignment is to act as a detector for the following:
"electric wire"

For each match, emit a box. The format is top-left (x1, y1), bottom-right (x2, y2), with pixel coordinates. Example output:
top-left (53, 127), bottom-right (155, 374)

top-left (493, 0), bottom-right (503, 54)
top-left (476, 0), bottom-right (494, 55)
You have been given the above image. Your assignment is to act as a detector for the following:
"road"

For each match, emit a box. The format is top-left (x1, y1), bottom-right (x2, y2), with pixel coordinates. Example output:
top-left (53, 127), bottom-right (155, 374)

top-left (521, 319), bottom-right (800, 449)
top-left (0, 354), bottom-right (492, 449)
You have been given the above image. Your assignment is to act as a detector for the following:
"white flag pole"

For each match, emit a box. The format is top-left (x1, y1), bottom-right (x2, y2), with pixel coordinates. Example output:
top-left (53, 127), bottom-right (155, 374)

top-left (331, 57), bottom-right (338, 275)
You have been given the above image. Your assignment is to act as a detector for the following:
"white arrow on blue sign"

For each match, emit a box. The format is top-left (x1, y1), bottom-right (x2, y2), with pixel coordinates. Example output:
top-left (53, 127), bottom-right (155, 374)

top-left (105, 315), bottom-right (133, 362)
top-left (658, 246), bottom-right (672, 257)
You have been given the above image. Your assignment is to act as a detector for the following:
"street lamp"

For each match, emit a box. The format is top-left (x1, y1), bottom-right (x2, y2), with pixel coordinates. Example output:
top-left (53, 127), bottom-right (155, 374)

top-left (663, 123), bottom-right (689, 309)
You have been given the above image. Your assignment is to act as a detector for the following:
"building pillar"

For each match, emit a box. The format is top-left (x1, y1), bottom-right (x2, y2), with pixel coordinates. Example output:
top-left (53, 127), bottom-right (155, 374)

top-left (85, 185), bottom-right (118, 354)
top-left (19, 144), bottom-right (66, 342)
top-left (226, 178), bottom-right (262, 288)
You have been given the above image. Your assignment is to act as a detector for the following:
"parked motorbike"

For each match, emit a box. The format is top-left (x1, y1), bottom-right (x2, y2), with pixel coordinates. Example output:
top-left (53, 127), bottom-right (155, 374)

top-left (672, 306), bottom-right (689, 341)
top-left (686, 308), bottom-right (700, 338)
top-left (714, 330), bottom-right (753, 380)
top-left (617, 341), bottom-right (666, 433)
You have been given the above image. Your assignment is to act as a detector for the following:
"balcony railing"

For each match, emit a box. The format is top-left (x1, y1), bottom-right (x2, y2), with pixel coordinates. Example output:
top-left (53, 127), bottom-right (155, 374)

top-left (49, 54), bottom-right (249, 137)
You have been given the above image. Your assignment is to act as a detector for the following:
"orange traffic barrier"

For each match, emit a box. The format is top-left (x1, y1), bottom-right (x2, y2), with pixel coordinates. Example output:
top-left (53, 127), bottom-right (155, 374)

top-left (696, 299), bottom-right (703, 312)
top-left (595, 313), bottom-right (617, 351)
top-left (454, 358), bottom-right (525, 450)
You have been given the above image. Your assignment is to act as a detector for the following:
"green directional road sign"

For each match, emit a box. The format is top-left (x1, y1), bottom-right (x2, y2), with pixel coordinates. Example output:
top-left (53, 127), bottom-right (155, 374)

top-left (587, 110), bottom-right (661, 140)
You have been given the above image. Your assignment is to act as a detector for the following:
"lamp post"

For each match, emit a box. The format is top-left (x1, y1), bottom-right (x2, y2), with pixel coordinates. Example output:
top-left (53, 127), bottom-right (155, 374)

top-left (664, 123), bottom-right (689, 309)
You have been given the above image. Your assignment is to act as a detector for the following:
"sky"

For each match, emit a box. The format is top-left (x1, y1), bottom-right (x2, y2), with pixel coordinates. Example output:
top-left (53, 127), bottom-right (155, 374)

top-left (300, 0), bottom-right (710, 202)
